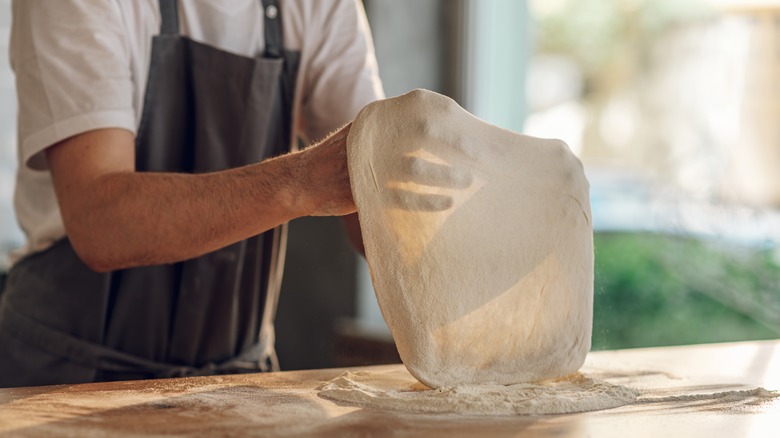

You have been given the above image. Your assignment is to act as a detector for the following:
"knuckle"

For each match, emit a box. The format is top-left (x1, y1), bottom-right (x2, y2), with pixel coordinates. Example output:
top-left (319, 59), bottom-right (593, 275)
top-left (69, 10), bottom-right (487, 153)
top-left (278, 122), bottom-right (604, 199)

top-left (404, 88), bottom-right (458, 113)
top-left (551, 139), bottom-right (569, 156)
top-left (406, 88), bottom-right (430, 101)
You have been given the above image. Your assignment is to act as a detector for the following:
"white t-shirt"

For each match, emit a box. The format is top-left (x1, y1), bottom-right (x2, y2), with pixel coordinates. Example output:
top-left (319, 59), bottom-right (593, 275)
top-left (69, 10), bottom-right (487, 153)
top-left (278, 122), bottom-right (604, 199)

top-left (9, 0), bottom-right (384, 264)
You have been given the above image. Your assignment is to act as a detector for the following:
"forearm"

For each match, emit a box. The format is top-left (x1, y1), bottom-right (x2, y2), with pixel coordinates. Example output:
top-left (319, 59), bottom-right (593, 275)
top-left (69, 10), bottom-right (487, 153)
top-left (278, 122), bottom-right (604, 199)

top-left (65, 155), bottom-right (301, 271)
top-left (50, 125), bottom-right (355, 272)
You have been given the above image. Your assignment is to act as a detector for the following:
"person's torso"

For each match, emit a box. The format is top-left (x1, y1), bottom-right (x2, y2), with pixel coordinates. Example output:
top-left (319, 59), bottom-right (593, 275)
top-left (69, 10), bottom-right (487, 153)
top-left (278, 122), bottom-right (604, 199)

top-left (9, 0), bottom-right (381, 264)
top-left (0, 1), bottom-right (299, 385)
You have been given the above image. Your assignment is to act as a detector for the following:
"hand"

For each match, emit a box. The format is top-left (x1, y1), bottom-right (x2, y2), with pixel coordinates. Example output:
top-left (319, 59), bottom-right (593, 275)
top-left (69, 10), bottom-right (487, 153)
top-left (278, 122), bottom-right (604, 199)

top-left (294, 123), bottom-right (357, 217)
top-left (351, 89), bottom-right (479, 213)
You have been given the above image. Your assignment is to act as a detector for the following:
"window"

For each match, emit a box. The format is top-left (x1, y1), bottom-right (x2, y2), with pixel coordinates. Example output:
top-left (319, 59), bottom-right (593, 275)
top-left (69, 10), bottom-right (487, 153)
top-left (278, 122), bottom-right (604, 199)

top-left (355, 0), bottom-right (780, 351)
top-left (527, 0), bottom-right (780, 348)
top-left (0, 0), bottom-right (23, 272)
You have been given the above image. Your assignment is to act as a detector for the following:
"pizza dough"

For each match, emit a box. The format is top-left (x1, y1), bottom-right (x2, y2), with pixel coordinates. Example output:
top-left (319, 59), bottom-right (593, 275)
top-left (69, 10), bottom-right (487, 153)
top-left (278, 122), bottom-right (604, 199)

top-left (347, 89), bottom-right (593, 388)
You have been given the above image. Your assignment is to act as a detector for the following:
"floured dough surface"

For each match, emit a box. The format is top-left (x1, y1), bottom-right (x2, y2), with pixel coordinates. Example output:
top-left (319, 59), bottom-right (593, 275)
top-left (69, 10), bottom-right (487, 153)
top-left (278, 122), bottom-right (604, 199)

top-left (347, 89), bottom-right (593, 388)
top-left (318, 369), bottom-right (638, 416)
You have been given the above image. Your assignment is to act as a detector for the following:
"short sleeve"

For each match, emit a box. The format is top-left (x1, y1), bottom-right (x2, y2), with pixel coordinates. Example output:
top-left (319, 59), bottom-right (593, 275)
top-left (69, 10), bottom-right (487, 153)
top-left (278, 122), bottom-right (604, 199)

top-left (11, 0), bottom-right (136, 170)
top-left (301, 0), bottom-right (384, 141)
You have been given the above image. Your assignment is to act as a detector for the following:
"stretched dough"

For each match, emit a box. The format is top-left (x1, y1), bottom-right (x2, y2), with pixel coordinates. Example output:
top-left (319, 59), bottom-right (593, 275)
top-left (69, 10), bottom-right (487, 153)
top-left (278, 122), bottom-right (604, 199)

top-left (347, 89), bottom-right (593, 388)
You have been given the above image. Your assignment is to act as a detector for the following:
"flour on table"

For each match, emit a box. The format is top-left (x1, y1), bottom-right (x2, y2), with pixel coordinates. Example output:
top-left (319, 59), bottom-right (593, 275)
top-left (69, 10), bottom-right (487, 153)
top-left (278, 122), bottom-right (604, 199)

top-left (636, 387), bottom-right (780, 405)
top-left (317, 369), bottom-right (780, 416)
top-left (318, 369), bottom-right (638, 416)
top-left (347, 89), bottom-right (594, 388)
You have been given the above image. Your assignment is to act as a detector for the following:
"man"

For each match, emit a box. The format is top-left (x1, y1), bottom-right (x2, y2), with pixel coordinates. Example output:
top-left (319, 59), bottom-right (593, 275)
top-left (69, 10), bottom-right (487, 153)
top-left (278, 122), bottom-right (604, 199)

top-left (0, 0), bottom-right (383, 387)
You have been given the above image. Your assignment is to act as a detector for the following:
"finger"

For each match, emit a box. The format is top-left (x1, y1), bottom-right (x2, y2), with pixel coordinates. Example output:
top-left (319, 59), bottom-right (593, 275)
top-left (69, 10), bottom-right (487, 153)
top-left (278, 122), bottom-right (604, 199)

top-left (386, 189), bottom-right (453, 212)
top-left (398, 156), bottom-right (473, 189)
top-left (414, 121), bottom-right (483, 162)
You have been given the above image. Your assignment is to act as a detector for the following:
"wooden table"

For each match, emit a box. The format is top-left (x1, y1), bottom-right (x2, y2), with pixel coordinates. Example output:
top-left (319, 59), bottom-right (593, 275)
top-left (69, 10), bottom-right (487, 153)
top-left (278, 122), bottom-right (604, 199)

top-left (1, 340), bottom-right (778, 437)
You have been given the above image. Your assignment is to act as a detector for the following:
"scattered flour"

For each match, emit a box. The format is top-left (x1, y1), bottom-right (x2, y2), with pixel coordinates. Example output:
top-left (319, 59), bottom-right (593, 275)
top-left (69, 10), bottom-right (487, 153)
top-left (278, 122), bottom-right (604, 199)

top-left (636, 387), bottom-right (780, 405)
top-left (318, 369), bottom-right (780, 416)
top-left (317, 369), bottom-right (638, 416)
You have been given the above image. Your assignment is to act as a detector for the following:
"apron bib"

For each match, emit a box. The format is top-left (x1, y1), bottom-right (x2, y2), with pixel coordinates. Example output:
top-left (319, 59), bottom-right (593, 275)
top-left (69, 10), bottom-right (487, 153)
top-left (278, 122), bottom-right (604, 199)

top-left (0, 0), bottom-right (299, 387)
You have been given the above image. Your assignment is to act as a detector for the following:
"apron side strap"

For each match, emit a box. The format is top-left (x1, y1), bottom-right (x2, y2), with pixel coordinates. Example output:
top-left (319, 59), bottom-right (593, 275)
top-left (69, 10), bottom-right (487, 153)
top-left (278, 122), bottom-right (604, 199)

top-left (159, 0), bottom-right (180, 35)
top-left (262, 0), bottom-right (283, 58)
top-left (1, 303), bottom-right (171, 373)
top-left (1, 303), bottom-right (272, 378)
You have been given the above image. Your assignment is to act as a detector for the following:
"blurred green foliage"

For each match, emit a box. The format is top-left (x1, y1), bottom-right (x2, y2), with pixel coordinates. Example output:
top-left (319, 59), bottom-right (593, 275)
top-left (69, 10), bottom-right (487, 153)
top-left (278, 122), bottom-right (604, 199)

top-left (592, 233), bottom-right (780, 350)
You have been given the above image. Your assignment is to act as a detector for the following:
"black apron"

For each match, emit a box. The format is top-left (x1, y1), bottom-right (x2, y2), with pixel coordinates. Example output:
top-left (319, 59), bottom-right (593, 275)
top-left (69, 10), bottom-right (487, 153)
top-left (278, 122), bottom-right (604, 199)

top-left (0, 0), bottom-right (299, 387)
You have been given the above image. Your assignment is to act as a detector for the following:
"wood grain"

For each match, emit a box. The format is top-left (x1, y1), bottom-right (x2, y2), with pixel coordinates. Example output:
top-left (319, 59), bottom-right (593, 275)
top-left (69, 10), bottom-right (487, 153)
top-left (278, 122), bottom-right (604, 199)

top-left (1, 340), bottom-right (778, 437)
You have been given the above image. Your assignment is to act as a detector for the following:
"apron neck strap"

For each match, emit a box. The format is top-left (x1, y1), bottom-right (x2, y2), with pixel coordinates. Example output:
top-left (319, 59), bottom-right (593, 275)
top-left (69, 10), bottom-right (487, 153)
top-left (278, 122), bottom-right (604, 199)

top-left (262, 0), bottom-right (283, 58)
top-left (159, 0), bottom-right (180, 35)
top-left (158, 0), bottom-right (283, 57)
